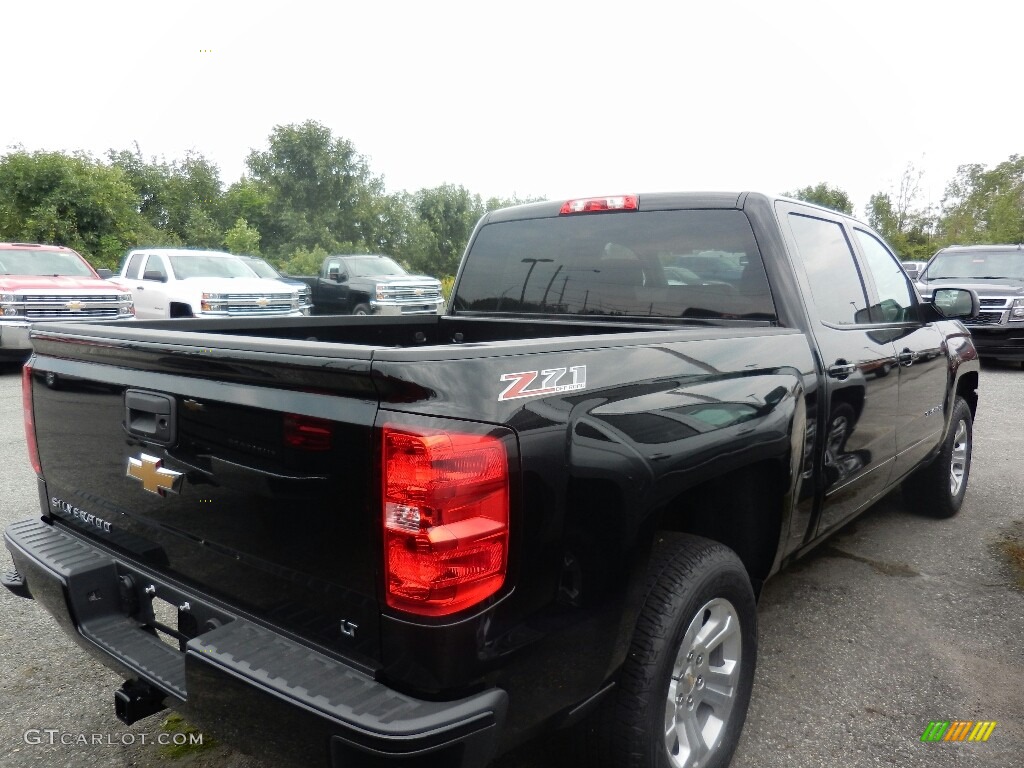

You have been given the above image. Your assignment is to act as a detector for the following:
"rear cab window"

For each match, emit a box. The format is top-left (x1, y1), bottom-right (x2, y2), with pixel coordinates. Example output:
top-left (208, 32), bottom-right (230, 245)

top-left (453, 209), bottom-right (776, 322)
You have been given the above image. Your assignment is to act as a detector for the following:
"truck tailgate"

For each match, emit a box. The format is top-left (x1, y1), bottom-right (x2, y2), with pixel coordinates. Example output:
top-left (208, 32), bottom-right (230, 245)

top-left (26, 336), bottom-right (382, 665)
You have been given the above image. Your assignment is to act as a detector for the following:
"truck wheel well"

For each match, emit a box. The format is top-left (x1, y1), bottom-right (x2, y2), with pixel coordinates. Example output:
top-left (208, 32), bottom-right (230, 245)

top-left (658, 462), bottom-right (783, 585)
top-left (957, 371), bottom-right (978, 418)
top-left (169, 302), bottom-right (194, 318)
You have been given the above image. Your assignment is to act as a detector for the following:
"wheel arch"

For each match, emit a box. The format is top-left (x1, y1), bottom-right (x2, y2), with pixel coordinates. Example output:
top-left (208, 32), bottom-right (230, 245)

top-left (656, 460), bottom-right (787, 593)
top-left (169, 301), bottom-right (194, 318)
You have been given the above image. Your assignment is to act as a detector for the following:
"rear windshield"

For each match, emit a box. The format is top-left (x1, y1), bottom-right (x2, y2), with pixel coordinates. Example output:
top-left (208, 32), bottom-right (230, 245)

top-left (0, 249), bottom-right (94, 277)
top-left (924, 250), bottom-right (1024, 280)
top-left (453, 209), bottom-right (775, 322)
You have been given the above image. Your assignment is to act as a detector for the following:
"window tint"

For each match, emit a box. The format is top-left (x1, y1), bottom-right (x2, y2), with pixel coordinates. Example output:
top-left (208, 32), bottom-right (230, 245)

top-left (854, 229), bottom-right (915, 323)
top-left (923, 249), bottom-right (1024, 280)
top-left (454, 210), bottom-right (775, 322)
top-left (0, 249), bottom-right (94, 277)
top-left (125, 253), bottom-right (145, 279)
top-left (347, 257), bottom-right (406, 277)
top-left (787, 214), bottom-right (867, 325)
top-left (143, 255), bottom-right (167, 280)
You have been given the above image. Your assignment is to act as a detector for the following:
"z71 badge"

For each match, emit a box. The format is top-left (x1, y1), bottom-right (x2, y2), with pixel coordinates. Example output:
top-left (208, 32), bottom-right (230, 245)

top-left (499, 365), bottom-right (587, 401)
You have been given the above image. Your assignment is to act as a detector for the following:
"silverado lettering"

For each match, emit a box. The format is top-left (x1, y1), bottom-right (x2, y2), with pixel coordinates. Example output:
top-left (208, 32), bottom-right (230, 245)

top-left (6, 192), bottom-right (981, 768)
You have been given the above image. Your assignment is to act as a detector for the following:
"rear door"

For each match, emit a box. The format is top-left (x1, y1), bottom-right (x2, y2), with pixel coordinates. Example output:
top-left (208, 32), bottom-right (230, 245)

top-left (778, 204), bottom-right (899, 535)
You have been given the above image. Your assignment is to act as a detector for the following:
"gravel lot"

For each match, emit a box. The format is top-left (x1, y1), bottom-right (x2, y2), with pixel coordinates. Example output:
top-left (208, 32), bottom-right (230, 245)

top-left (1, 359), bottom-right (1021, 768)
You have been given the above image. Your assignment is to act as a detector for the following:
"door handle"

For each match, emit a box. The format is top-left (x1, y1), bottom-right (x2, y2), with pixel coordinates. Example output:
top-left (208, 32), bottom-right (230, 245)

top-left (897, 349), bottom-right (917, 366)
top-left (135, 285), bottom-right (145, 291)
top-left (827, 361), bottom-right (858, 379)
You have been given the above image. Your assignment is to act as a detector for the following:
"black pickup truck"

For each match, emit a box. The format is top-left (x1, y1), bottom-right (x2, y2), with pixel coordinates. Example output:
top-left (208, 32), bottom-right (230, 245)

top-left (915, 243), bottom-right (1024, 364)
top-left (295, 253), bottom-right (445, 316)
top-left (4, 193), bottom-right (980, 768)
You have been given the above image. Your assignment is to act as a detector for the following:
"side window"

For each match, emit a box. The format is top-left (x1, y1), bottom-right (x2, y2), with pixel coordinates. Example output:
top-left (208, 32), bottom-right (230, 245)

top-left (787, 213), bottom-right (868, 326)
top-left (142, 255), bottom-right (167, 281)
top-left (854, 230), bottom-right (915, 323)
top-left (125, 253), bottom-right (144, 279)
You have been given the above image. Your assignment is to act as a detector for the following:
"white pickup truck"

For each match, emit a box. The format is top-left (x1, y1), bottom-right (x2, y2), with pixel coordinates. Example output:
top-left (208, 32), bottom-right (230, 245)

top-left (111, 248), bottom-right (312, 319)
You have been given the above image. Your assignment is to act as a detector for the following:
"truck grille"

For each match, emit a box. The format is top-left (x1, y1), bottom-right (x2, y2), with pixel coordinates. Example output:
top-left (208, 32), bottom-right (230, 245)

top-left (223, 293), bottom-right (296, 315)
top-left (979, 298), bottom-right (1010, 308)
top-left (379, 285), bottom-right (442, 301)
top-left (22, 294), bottom-right (124, 319)
top-left (966, 311), bottom-right (1006, 326)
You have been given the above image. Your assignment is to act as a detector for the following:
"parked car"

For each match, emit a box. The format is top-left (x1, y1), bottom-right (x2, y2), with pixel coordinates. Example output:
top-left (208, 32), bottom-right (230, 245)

top-left (7, 192), bottom-right (979, 768)
top-left (901, 260), bottom-right (926, 280)
top-left (916, 244), bottom-right (1024, 364)
top-left (0, 242), bottom-right (134, 360)
top-left (110, 248), bottom-right (311, 319)
top-left (295, 254), bottom-right (445, 315)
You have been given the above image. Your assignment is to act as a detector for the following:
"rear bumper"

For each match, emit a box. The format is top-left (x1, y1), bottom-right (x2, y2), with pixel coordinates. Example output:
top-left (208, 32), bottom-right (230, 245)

top-left (966, 325), bottom-right (1024, 359)
top-left (3, 517), bottom-right (506, 768)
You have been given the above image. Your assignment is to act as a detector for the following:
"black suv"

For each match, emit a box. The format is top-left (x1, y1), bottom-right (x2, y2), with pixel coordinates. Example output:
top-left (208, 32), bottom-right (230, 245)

top-left (917, 244), bottom-right (1024, 364)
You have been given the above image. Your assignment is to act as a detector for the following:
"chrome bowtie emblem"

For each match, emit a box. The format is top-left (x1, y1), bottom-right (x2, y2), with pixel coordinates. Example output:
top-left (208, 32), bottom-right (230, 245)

top-left (65, 300), bottom-right (85, 312)
top-left (126, 454), bottom-right (183, 496)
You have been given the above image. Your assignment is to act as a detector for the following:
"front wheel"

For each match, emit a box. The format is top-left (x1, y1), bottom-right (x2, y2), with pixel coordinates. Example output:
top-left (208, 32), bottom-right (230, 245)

top-left (902, 395), bottom-right (973, 518)
top-left (585, 534), bottom-right (757, 768)
top-left (352, 303), bottom-right (371, 316)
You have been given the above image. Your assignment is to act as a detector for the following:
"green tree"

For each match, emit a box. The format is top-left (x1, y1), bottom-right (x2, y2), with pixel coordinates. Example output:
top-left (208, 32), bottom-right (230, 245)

top-left (108, 147), bottom-right (224, 248)
top-left (410, 184), bottom-right (487, 277)
top-left (246, 121), bottom-right (382, 258)
top-left (865, 164), bottom-right (936, 260)
top-left (938, 155), bottom-right (1024, 245)
top-left (0, 149), bottom-right (141, 268)
top-left (280, 244), bottom-right (330, 276)
top-left (221, 177), bottom-right (271, 236)
top-left (223, 217), bottom-right (261, 254)
top-left (783, 183), bottom-right (853, 214)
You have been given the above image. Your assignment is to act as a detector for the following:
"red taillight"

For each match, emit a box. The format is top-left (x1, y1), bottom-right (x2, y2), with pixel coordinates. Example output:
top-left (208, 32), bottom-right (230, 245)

top-left (559, 195), bottom-right (638, 215)
top-left (283, 413), bottom-right (333, 451)
top-left (22, 364), bottom-right (42, 476)
top-left (382, 424), bottom-right (509, 616)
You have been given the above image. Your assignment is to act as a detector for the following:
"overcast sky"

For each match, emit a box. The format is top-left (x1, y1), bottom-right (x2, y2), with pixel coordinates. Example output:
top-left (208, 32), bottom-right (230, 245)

top-left (5, 1), bottom-right (1019, 215)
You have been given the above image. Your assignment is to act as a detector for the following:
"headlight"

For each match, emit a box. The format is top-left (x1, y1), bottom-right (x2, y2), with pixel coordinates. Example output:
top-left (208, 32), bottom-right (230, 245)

top-left (1, 293), bottom-right (22, 317)
top-left (297, 286), bottom-right (311, 306)
top-left (375, 284), bottom-right (387, 301)
top-left (119, 294), bottom-right (135, 316)
top-left (200, 292), bottom-right (229, 312)
top-left (1011, 298), bottom-right (1024, 321)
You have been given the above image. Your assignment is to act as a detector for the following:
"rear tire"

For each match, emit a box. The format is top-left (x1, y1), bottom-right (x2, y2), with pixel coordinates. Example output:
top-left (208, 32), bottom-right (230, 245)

top-left (583, 534), bottom-right (757, 768)
top-left (902, 396), bottom-right (972, 518)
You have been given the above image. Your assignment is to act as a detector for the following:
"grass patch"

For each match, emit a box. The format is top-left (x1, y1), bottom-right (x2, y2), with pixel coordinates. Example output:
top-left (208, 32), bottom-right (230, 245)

top-left (158, 712), bottom-right (215, 759)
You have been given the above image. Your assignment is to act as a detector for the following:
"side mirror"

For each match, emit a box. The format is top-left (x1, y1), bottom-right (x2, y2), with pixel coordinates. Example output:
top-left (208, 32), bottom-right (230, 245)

top-left (932, 288), bottom-right (979, 320)
top-left (142, 270), bottom-right (167, 282)
top-left (96, 268), bottom-right (113, 279)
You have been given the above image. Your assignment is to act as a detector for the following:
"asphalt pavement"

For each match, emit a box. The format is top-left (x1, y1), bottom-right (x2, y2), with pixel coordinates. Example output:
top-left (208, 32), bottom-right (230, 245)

top-left (1, 359), bottom-right (1021, 768)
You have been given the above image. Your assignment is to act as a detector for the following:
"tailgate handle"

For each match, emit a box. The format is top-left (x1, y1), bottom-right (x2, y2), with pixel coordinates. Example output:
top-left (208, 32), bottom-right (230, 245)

top-left (125, 391), bottom-right (176, 444)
